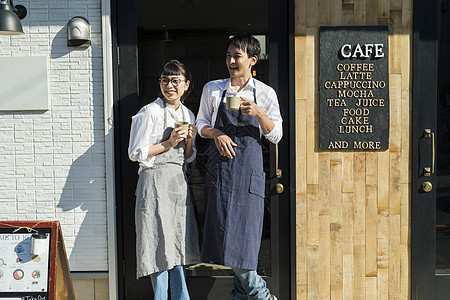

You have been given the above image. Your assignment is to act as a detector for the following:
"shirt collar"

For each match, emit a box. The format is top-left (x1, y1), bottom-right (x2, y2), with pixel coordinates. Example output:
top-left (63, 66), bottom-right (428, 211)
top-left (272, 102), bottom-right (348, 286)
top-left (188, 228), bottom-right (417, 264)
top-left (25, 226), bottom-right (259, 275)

top-left (158, 97), bottom-right (184, 112)
top-left (224, 77), bottom-right (256, 94)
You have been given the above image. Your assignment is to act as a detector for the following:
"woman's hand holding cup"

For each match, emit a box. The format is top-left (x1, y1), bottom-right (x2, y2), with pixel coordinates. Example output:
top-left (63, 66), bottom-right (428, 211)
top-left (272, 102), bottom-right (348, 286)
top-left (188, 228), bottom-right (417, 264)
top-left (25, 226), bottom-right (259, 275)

top-left (187, 124), bottom-right (197, 142)
top-left (167, 126), bottom-right (186, 147)
top-left (175, 121), bottom-right (190, 137)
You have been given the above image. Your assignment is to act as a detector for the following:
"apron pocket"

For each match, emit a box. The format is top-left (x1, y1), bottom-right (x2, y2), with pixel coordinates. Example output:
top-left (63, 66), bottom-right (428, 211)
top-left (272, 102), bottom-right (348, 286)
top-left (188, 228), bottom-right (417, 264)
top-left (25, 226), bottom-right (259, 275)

top-left (249, 169), bottom-right (266, 198)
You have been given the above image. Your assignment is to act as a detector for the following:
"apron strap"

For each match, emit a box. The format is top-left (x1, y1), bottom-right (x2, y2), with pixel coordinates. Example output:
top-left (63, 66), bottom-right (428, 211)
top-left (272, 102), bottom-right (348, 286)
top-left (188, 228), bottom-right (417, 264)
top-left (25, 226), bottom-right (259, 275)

top-left (216, 84), bottom-right (258, 128)
top-left (162, 98), bottom-right (188, 129)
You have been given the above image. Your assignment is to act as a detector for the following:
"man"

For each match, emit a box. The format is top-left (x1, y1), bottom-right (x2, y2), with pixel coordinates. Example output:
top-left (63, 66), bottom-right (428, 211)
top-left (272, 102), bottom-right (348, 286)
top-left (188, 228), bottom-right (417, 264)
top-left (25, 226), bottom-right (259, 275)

top-left (196, 32), bottom-right (282, 300)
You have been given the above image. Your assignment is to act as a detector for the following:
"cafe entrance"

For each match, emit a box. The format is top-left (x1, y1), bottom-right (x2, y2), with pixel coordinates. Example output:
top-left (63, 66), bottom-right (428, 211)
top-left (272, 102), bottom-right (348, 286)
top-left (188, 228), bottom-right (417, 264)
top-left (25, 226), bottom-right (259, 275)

top-left (412, 0), bottom-right (450, 298)
top-left (111, 0), bottom-right (295, 299)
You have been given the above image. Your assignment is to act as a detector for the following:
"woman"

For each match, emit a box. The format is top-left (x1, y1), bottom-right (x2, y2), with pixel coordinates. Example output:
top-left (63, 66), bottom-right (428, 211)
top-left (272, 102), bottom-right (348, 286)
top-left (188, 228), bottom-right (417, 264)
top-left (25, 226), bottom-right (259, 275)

top-left (128, 60), bottom-right (200, 299)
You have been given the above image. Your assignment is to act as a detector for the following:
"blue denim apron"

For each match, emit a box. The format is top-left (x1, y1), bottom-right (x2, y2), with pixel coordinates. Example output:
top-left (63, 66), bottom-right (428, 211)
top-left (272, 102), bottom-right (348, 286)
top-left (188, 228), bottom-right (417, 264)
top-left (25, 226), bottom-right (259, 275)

top-left (201, 89), bottom-right (265, 270)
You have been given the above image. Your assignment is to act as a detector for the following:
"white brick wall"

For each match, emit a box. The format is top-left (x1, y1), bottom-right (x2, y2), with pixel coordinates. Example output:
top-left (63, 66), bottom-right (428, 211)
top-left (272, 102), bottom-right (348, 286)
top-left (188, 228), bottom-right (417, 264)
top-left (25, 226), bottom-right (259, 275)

top-left (0, 0), bottom-right (107, 271)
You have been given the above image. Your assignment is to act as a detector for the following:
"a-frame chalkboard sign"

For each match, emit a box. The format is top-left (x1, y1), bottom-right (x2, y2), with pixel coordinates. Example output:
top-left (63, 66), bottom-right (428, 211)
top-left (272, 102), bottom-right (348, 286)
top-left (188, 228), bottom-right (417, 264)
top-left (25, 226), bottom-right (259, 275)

top-left (0, 221), bottom-right (75, 300)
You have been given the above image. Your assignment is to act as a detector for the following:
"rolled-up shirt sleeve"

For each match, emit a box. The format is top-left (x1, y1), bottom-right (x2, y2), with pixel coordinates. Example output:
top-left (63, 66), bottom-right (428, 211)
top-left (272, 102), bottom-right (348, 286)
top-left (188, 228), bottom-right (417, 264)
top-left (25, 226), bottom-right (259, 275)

top-left (185, 147), bottom-right (197, 163)
top-left (128, 110), bottom-right (154, 162)
top-left (262, 88), bottom-right (283, 144)
top-left (196, 83), bottom-right (215, 138)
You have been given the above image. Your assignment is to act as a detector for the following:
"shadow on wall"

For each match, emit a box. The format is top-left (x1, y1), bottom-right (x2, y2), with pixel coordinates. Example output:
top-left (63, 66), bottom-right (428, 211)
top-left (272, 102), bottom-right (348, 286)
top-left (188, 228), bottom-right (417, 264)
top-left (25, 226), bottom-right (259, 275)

top-left (50, 27), bottom-right (69, 59)
top-left (51, 21), bottom-right (107, 271)
top-left (57, 144), bottom-right (107, 272)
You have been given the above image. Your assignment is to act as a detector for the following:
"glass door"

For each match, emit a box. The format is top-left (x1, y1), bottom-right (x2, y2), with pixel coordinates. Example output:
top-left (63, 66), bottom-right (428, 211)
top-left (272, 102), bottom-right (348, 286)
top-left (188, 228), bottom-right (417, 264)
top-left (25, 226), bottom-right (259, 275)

top-left (136, 30), bottom-right (284, 299)
top-left (412, 0), bottom-right (450, 298)
top-left (113, 0), bottom-right (294, 298)
top-left (136, 12), bottom-right (272, 282)
top-left (436, 0), bottom-right (450, 277)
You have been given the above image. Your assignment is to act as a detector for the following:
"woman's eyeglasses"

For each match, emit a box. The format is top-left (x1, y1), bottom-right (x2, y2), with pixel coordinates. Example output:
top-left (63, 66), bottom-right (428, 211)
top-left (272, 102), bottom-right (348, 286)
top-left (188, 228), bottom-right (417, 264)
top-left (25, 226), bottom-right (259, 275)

top-left (159, 77), bottom-right (187, 87)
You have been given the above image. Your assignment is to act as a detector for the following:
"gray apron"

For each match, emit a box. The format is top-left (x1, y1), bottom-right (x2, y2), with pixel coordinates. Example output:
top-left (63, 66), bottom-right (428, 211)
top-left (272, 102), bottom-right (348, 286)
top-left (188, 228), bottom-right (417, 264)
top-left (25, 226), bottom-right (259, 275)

top-left (201, 88), bottom-right (265, 270)
top-left (135, 102), bottom-right (200, 278)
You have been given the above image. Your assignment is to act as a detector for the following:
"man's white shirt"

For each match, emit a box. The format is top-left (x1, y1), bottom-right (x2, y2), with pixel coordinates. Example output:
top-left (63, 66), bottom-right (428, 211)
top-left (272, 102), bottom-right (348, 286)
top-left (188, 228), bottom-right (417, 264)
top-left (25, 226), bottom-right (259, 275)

top-left (196, 77), bottom-right (283, 144)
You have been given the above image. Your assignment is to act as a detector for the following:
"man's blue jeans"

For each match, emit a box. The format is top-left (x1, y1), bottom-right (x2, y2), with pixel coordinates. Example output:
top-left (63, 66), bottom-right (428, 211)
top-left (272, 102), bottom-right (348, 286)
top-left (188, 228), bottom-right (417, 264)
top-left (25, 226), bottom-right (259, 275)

top-left (150, 265), bottom-right (190, 299)
top-left (231, 268), bottom-right (271, 300)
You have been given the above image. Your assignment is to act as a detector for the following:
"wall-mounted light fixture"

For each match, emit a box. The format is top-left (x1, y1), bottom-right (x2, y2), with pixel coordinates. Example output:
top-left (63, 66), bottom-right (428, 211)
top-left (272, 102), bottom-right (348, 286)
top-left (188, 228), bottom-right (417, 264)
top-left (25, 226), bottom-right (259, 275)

top-left (67, 16), bottom-right (91, 48)
top-left (162, 25), bottom-right (174, 42)
top-left (0, 0), bottom-right (27, 35)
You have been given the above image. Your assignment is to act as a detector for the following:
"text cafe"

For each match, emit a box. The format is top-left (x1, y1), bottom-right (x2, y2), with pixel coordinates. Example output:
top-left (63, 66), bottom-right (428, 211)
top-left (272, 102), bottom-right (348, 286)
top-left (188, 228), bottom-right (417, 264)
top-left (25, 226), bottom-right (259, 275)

top-left (320, 27), bottom-right (390, 151)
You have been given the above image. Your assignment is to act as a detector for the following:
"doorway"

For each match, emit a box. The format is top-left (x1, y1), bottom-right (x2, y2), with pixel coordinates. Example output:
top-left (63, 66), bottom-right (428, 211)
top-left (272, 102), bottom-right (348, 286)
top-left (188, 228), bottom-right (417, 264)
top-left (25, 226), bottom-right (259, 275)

top-left (112, 0), bottom-right (294, 299)
top-left (412, 0), bottom-right (450, 298)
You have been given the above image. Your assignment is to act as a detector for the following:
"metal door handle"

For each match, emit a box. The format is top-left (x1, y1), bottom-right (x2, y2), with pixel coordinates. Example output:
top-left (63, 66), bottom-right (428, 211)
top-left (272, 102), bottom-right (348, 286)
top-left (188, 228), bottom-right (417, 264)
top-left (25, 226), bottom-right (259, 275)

top-left (275, 143), bottom-right (282, 178)
top-left (422, 181), bottom-right (433, 192)
top-left (275, 183), bottom-right (284, 194)
top-left (275, 144), bottom-right (283, 194)
top-left (423, 129), bottom-right (435, 176)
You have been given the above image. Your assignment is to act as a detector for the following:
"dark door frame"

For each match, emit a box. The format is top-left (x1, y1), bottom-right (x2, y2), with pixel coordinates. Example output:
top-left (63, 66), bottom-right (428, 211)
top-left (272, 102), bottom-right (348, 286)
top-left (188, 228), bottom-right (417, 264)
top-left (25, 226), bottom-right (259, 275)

top-left (268, 0), bottom-right (296, 298)
top-left (410, 0), bottom-right (447, 298)
top-left (111, 0), bottom-right (140, 297)
top-left (111, 0), bottom-right (296, 298)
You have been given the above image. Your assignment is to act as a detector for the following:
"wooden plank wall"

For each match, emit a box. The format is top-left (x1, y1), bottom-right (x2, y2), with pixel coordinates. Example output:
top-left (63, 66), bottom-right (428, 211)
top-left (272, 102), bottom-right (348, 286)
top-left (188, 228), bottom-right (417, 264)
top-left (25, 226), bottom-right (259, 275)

top-left (294, 0), bottom-right (413, 299)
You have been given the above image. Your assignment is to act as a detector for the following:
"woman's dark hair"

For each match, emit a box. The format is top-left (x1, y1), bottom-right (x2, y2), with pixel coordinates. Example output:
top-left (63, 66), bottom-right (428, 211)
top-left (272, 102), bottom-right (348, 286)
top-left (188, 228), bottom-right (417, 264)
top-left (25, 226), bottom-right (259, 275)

top-left (226, 32), bottom-right (261, 58)
top-left (159, 60), bottom-right (194, 101)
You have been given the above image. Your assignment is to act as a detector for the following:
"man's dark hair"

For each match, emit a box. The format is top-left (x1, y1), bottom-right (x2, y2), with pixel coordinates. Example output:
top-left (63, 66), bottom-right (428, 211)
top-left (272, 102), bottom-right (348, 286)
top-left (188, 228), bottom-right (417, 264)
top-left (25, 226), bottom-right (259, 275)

top-left (226, 32), bottom-right (261, 58)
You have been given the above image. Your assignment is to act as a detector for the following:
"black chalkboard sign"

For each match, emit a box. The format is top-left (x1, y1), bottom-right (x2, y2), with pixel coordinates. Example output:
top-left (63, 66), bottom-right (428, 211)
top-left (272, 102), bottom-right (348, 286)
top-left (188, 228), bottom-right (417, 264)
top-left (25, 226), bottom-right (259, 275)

top-left (0, 221), bottom-right (75, 300)
top-left (320, 26), bottom-right (389, 150)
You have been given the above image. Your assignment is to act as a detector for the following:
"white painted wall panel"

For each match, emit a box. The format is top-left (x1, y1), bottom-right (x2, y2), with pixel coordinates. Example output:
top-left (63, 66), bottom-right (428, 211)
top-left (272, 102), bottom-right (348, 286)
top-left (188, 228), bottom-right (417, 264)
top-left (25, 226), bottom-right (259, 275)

top-left (0, 0), bottom-right (107, 272)
top-left (0, 56), bottom-right (49, 111)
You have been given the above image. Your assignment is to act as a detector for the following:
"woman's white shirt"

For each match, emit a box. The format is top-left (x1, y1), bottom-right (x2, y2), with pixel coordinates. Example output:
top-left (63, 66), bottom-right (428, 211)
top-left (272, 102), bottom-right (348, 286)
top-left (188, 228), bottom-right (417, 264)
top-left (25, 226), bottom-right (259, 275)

top-left (128, 98), bottom-right (197, 174)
